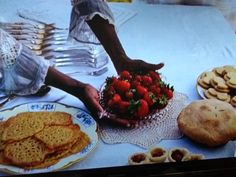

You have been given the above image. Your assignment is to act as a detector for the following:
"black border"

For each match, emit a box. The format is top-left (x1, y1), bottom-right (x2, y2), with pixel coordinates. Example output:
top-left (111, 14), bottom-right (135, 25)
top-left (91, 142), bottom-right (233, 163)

top-left (7, 157), bottom-right (236, 177)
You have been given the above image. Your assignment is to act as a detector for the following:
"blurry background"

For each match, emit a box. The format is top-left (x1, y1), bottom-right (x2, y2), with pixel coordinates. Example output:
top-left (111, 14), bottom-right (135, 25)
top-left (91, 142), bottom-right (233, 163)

top-left (144, 0), bottom-right (236, 33)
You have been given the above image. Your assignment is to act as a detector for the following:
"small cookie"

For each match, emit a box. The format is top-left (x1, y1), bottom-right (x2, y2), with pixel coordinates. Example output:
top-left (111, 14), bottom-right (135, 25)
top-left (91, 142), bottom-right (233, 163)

top-left (204, 88), bottom-right (230, 102)
top-left (168, 148), bottom-right (189, 162)
top-left (213, 67), bottom-right (225, 77)
top-left (210, 76), bottom-right (230, 93)
top-left (230, 96), bottom-right (236, 107)
top-left (197, 72), bottom-right (216, 89)
top-left (222, 65), bottom-right (236, 75)
top-left (226, 76), bottom-right (236, 89)
top-left (147, 147), bottom-right (168, 163)
top-left (128, 152), bottom-right (150, 165)
top-left (223, 72), bottom-right (236, 81)
top-left (204, 88), bottom-right (217, 99)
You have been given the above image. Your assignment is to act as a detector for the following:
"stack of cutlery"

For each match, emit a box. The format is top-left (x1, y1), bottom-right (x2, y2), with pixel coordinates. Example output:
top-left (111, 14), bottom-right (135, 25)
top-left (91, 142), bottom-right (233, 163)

top-left (0, 21), bottom-right (109, 70)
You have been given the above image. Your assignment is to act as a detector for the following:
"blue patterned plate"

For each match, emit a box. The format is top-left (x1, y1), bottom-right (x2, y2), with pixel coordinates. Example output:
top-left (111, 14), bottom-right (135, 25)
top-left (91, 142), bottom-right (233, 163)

top-left (0, 102), bottom-right (98, 174)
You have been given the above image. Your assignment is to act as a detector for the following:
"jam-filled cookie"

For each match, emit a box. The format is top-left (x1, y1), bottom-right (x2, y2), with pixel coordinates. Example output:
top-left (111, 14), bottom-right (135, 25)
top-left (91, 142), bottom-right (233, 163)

top-left (128, 152), bottom-right (150, 165)
top-left (168, 148), bottom-right (189, 162)
top-left (147, 147), bottom-right (168, 163)
top-left (182, 154), bottom-right (204, 161)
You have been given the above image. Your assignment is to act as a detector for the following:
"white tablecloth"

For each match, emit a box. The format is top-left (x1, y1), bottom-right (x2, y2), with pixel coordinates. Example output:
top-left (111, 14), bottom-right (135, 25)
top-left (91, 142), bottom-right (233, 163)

top-left (0, 0), bottom-right (236, 175)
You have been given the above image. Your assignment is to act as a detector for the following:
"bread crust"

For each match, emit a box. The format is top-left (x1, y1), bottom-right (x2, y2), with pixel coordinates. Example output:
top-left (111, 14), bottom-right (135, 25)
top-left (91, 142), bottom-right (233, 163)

top-left (177, 99), bottom-right (236, 147)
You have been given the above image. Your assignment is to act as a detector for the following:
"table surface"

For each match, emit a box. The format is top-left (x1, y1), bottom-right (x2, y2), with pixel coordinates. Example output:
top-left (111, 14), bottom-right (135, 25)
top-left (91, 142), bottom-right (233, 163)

top-left (0, 0), bottom-right (236, 176)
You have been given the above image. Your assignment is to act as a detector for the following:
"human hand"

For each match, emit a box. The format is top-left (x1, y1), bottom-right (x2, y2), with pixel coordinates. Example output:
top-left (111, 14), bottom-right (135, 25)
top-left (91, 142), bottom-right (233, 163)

top-left (99, 112), bottom-right (139, 128)
top-left (79, 84), bottom-right (138, 128)
top-left (114, 57), bottom-right (164, 74)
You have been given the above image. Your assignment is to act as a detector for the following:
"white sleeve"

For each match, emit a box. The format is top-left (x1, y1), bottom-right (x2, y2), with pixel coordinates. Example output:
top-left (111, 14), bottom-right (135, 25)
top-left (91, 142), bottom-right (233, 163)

top-left (68, 0), bottom-right (115, 44)
top-left (0, 29), bottom-right (50, 96)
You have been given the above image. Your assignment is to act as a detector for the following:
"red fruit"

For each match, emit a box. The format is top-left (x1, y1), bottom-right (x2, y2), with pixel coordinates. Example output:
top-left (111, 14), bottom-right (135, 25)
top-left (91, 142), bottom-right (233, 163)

top-left (108, 93), bottom-right (121, 107)
top-left (143, 92), bottom-right (156, 106)
top-left (134, 75), bottom-right (142, 82)
top-left (120, 70), bottom-right (131, 80)
top-left (135, 99), bottom-right (149, 119)
top-left (149, 71), bottom-right (160, 81)
top-left (114, 80), bottom-right (131, 94)
top-left (132, 80), bottom-right (141, 87)
top-left (106, 85), bottom-right (115, 97)
top-left (166, 89), bottom-right (173, 100)
top-left (118, 101), bottom-right (130, 114)
top-left (125, 91), bottom-right (134, 100)
top-left (142, 76), bottom-right (153, 86)
top-left (150, 85), bottom-right (161, 95)
top-left (136, 85), bottom-right (148, 97)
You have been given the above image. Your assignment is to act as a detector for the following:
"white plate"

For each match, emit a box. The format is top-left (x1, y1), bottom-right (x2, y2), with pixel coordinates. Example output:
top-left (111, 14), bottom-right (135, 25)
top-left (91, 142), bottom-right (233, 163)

top-left (0, 102), bottom-right (98, 175)
top-left (196, 76), bottom-right (207, 100)
top-left (0, 87), bottom-right (67, 111)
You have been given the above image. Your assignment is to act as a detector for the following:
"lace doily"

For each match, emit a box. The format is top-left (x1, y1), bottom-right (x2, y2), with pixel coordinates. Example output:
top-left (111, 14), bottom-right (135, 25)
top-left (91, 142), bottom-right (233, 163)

top-left (0, 29), bottom-right (21, 68)
top-left (98, 92), bottom-right (188, 148)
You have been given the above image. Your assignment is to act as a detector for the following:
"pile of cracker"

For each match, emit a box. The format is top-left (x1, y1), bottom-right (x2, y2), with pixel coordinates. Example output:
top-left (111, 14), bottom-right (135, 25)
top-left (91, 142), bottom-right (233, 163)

top-left (197, 65), bottom-right (236, 107)
top-left (0, 112), bottom-right (90, 169)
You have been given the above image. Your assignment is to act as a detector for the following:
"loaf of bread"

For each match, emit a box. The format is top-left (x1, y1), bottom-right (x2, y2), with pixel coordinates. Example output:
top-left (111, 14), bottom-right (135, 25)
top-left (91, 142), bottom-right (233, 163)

top-left (177, 99), bottom-right (236, 147)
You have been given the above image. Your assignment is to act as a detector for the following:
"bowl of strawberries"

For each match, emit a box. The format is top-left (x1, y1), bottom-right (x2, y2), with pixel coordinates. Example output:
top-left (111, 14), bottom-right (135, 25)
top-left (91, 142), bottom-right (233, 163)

top-left (99, 70), bottom-right (174, 120)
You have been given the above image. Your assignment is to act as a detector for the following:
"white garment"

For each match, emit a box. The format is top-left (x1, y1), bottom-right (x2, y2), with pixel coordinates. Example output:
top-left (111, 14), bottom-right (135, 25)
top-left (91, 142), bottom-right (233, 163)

top-left (0, 29), bottom-right (50, 96)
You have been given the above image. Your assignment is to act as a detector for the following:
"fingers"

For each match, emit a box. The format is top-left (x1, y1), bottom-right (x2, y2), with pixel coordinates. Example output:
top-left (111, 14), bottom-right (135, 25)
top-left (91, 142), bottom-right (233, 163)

top-left (101, 113), bottom-right (138, 128)
top-left (85, 98), bottom-right (104, 120)
top-left (142, 61), bottom-right (164, 72)
top-left (155, 62), bottom-right (164, 70)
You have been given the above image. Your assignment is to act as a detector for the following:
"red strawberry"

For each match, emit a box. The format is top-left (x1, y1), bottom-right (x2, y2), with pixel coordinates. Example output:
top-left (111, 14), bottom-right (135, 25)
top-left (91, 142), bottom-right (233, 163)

top-left (132, 80), bottom-right (141, 88)
top-left (135, 99), bottom-right (149, 119)
top-left (142, 75), bottom-right (153, 86)
top-left (136, 85), bottom-right (148, 97)
top-left (134, 75), bottom-right (142, 82)
top-left (150, 85), bottom-right (161, 95)
top-left (143, 92), bottom-right (156, 106)
top-left (118, 101), bottom-right (130, 114)
top-left (106, 85), bottom-right (115, 97)
top-left (107, 93), bottom-right (121, 107)
top-left (125, 91), bottom-right (134, 100)
top-left (114, 80), bottom-right (131, 94)
top-left (148, 71), bottom-right (161, 81)
top-left (166, 89), bottom-right (173, 100)
top-left (120, 70), bottom-right (131, 80)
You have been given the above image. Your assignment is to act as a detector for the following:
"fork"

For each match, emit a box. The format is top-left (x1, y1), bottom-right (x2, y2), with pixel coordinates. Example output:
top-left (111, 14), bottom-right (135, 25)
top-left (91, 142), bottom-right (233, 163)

top-left (17, 12), bottom-right (68, 30)
top-left (65, 66), bottom-right (108, 76)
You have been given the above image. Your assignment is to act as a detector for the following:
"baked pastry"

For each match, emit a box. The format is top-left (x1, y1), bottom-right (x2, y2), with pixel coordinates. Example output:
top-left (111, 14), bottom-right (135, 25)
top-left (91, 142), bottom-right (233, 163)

top-left (147, 147), bottom-right (168, 163)
top-left (182, 154), bottom-right (204, 161)
top-left (168, 148), bottom-right (189, 162)
top-left (177, 99), bottom-right (236, 147)
top-left (128, 152), bottom-right (150, 165)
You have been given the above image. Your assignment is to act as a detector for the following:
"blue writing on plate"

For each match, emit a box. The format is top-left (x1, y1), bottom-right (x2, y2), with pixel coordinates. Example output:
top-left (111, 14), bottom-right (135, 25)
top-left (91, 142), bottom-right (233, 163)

top-left (28, 103), bottom-right (56, 111)
top-left (76, 111), bottom-right (95, 127)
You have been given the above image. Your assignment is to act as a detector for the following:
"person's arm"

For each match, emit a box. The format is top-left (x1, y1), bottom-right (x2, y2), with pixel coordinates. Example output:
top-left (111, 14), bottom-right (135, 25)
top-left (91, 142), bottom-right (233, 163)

top-left (45, 67), bottom-right (136, 127)
top-left (87, 15), bottom-right (164, 74)
top-left (45, 67), bottom-right (103, 118)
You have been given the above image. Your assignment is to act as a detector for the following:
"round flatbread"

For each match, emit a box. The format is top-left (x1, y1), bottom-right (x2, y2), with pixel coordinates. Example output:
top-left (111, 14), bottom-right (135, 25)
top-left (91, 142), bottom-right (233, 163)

top-left (177, 99), bottom-right (236, 147)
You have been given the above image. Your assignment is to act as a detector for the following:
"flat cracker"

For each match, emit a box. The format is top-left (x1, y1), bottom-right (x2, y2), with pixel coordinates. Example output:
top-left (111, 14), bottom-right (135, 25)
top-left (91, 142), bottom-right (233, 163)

top-left (34, 124), bottom-right (81, 150)
top-left (4, 137), bottom-right (52, 167)
top-left (2, 114), bottom-right (45, 142)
